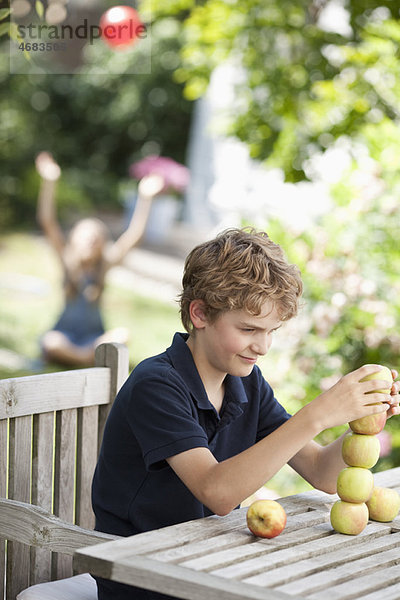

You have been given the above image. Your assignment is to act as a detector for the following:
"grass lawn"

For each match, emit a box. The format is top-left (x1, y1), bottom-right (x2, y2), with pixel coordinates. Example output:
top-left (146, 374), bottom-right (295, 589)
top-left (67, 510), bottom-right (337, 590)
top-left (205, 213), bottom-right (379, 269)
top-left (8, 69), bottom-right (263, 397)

top-left (0, 231), bottom-right (181, 378)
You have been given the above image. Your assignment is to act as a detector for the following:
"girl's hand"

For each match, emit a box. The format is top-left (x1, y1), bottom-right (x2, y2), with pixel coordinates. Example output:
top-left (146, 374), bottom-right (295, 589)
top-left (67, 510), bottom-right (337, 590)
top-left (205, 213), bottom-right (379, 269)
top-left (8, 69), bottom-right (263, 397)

top-left (387, 369), bottom-right (400, 419)
top-left (35, 152), bottom-right (61, 181)
top-left (138, 173), bottom-right (166, 198)
top-left (314, 364), bottom-right (392, 431)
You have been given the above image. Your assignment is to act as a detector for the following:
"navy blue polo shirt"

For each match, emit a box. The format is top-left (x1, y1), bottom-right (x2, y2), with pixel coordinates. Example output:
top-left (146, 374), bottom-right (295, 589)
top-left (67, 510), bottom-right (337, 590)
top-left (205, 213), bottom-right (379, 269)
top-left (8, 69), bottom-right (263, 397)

top-left (92, 332), bottom-right (291, 538)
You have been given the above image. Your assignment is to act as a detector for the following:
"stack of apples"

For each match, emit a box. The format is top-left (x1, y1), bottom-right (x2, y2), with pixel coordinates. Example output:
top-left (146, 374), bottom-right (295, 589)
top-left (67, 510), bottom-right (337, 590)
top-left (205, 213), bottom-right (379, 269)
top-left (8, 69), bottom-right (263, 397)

top-left (330, 366), bottom-right (400, 535)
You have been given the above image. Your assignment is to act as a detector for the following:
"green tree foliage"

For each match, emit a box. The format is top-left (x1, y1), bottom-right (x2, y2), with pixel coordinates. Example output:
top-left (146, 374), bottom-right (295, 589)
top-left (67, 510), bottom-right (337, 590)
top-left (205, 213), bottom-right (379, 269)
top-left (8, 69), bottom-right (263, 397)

top-left (251, 149), bottom-right (400, 466)
top-left (0, 16), bottom-right (192, 228)
top-left (148, 0), bottom-right (400, 181)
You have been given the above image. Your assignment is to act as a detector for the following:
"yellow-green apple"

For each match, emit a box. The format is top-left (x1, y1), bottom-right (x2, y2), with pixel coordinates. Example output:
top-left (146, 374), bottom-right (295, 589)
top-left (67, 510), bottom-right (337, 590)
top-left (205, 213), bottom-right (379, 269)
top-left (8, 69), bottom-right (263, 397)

top-left (330, 500), bottom-right (369, 535)
top-left (366, 486), bottom-right (400, 522)
top-left (336, 467), bottom-right (374, 503)
top-left (349, 366), bottom-right (392, 435)
top-left (342, 433), bottom-right (380, 469)
top-left (246, 499), bottom-right (287, 539)
top-left (361, 365), bottom-right (393, 394)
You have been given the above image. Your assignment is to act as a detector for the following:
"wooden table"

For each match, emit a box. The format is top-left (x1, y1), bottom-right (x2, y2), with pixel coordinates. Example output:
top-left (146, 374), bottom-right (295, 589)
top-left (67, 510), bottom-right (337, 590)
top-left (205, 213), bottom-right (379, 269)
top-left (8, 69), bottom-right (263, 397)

top-left (74, 467), bottom-right (400, 600)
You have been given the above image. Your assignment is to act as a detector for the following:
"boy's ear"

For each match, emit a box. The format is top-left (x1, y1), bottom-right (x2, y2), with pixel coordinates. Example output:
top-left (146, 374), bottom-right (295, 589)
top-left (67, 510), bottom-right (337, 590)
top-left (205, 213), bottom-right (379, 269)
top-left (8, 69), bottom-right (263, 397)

top-left (189, 299), bottom-right (208, 329)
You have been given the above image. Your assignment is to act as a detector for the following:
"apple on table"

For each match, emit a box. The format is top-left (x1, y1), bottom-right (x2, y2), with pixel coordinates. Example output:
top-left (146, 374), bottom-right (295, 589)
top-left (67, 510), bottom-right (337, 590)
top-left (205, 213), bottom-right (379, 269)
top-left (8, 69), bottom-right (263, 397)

top-left (246, 499), bottom-right (287, 539)
top-left (330, 500), bottom-right (369, 535)
top-left (367, 487), bottom-right (400, 522)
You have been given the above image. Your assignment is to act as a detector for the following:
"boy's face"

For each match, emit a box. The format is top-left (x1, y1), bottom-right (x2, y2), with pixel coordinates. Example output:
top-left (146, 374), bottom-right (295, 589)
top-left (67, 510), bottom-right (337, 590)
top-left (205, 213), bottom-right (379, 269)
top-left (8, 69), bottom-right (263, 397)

top-left (199, 300), bottom-right (282, 379)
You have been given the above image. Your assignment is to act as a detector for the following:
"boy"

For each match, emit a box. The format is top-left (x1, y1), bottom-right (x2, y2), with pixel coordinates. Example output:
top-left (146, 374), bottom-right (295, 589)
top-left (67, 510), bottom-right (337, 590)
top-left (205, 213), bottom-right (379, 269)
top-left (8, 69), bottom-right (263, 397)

top-left (92, 227), bottom-right (399, 599)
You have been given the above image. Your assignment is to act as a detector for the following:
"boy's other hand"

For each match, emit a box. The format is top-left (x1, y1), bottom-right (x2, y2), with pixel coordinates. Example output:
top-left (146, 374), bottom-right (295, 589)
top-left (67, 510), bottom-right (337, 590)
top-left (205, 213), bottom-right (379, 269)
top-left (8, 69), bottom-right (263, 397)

top-left (387, 369), bottom-right (400, 419)
top-left (313, 364), bottom-right (393, 431)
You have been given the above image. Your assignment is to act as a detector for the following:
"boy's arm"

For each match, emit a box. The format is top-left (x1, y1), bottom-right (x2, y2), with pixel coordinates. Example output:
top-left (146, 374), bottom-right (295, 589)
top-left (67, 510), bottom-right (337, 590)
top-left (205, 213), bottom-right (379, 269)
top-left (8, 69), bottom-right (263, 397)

top-left (167, 365), bottom-right (398, 516)
top-left (167, 406), bottom-right (324, 516)
top-left (288, 434), bottom-right (347, 495)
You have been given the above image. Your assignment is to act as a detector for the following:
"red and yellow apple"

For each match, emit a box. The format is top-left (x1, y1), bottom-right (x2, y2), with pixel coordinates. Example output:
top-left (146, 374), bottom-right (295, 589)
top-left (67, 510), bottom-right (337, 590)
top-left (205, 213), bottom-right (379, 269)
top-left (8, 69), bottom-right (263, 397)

top-left (367, 486), bottom-right (400, 522)
top-left (349, 366), bottom-right (392, 435)
top-left (349, 412), bottom-right (387, 435)
top-left (246, 499), bottom-right (287, 539)
top-left (342, 433), bottom-right (380, 469)
top-left (330, 500), bottom-right (369, 535)
top-left (336, 466), bottom-right (374, 503)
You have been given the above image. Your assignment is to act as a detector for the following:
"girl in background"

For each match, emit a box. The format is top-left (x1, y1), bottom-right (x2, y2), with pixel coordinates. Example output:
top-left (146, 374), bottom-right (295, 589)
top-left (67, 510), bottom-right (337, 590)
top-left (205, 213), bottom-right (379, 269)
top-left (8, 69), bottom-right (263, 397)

top-left (35, 151), bottom-right (165, 366)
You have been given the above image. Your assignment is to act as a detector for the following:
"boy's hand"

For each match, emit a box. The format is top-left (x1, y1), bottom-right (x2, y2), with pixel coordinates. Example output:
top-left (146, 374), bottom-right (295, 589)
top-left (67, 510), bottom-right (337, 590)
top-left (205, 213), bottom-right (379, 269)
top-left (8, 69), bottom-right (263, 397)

top-left (314, 364), bottom-right (393, 430)
top-left (387, 369), bottom-right (400, 419)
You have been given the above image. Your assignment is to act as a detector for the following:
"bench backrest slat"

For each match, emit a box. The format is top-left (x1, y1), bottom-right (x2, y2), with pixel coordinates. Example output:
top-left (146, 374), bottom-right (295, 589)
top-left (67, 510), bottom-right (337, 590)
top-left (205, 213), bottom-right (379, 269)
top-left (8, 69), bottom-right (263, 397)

top-left (7, 415), bottom-right (32, 598)
top-left (31, 412), bottom-right (54, 581)
top-left (0, 418), bottom-right (6, 600)
top-left (0, 367), bottom-right (112, 419)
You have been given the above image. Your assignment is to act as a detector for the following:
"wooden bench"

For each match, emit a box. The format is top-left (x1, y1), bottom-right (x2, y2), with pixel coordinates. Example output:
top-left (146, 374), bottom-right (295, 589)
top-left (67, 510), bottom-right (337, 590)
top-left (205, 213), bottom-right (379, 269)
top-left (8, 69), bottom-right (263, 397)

top-left (0, 342), bottom-right (129, 599)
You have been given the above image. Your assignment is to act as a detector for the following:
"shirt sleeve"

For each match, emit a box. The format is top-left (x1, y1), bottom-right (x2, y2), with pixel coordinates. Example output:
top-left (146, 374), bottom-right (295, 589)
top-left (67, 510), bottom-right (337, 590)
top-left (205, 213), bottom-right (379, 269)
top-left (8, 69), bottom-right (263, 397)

top-left (124, 369), bottom-right (209, 471)
top-left (255, 368), bottom-right (291, 442)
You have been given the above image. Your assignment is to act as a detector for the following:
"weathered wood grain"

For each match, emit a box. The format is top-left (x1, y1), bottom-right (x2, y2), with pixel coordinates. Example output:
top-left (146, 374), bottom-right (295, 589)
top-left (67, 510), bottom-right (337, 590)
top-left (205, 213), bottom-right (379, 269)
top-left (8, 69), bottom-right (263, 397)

top-left (79, 552), bottom-right (303, 600)
top-left (31, 410), bottom-right (54, 584)
top-left (213, 523), bottom-right (388, 582)
top-left (7, 415), bottom-right (32, 599)
top-left (179, 510), bottom-right (328, 572)
top-left (54, 407), bottom-right (77, 578)
top-left (0, 418), bottom-right (7, 599)
top-left (95, 342), bottom-right (129, 449)
top-left (361, 584), bottom-right (400, 600)
top-left (0, 368), bottom-right (111, 419)
top-left (0, 342), bottom-right (129, 598)
top-left (276, 544), bottom-right (400, 596)
top-left (373, 467), bottom-right (400, 488)
top-left (76, 405), bottom-right (98, 530)
top-left (246, 529), bottom-right (400, 588)
top-left (307, 563), bottom-right (400, 600)
top-left (0, 498), bottom-right (118, 552)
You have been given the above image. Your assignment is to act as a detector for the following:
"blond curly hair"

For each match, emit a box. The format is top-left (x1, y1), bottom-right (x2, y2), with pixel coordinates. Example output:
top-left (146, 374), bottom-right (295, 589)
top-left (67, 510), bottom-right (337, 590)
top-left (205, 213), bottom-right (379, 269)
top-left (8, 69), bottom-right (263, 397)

top-left (179, 227), bottom-right (303, 333)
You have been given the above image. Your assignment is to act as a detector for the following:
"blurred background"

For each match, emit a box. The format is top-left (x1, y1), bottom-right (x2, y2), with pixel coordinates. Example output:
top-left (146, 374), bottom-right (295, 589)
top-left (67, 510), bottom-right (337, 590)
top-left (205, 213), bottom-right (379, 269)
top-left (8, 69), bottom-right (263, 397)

top-left (1, 0), bottom-right (400, 495)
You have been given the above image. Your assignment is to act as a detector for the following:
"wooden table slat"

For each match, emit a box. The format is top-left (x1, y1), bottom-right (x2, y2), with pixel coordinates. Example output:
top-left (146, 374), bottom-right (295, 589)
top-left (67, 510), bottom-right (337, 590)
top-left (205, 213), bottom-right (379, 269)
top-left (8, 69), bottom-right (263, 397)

top-left (76, 513), bottom-right (244, 563)
top-left (361, 583), bottom-right (400, 600)
top-left (214, 522), bottom-right (388, 582)
top-left (179, 511), bottom-right (328, 571)
top-left (245, 529), bottom-right (400, 588)
top-left (112, 556), bottom-right (303, 600)
top-left (371, 467), bottom-right (400, 489)
top-left (150, 529), bottom-right (253, 564)
top-left (307, 563), bottom-right (400, 600)
top-left (276, 544), bottom-right (400, 597)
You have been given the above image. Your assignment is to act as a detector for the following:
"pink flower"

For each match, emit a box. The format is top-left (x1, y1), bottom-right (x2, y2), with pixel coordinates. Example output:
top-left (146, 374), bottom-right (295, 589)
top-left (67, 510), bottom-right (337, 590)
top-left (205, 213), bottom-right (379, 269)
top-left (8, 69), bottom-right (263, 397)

top-left (130, 155), bottom-right (190, 193)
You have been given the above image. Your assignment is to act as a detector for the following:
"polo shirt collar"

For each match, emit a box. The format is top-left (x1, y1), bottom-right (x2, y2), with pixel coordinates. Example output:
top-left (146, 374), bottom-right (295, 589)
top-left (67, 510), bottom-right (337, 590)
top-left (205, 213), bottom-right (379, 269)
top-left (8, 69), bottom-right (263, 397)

top-left (167, 332), bottom-right (211, 409)
top-left (166, 332), bottom-right (249, 415)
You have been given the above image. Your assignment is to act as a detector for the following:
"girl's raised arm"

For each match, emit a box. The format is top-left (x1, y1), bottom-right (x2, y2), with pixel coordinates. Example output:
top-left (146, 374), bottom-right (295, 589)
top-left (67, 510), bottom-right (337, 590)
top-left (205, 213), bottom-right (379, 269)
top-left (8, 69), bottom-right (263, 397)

top-left (107, 173), bottom-right (165, 266)
top-left (35, 152), bottom-right (65, 259)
